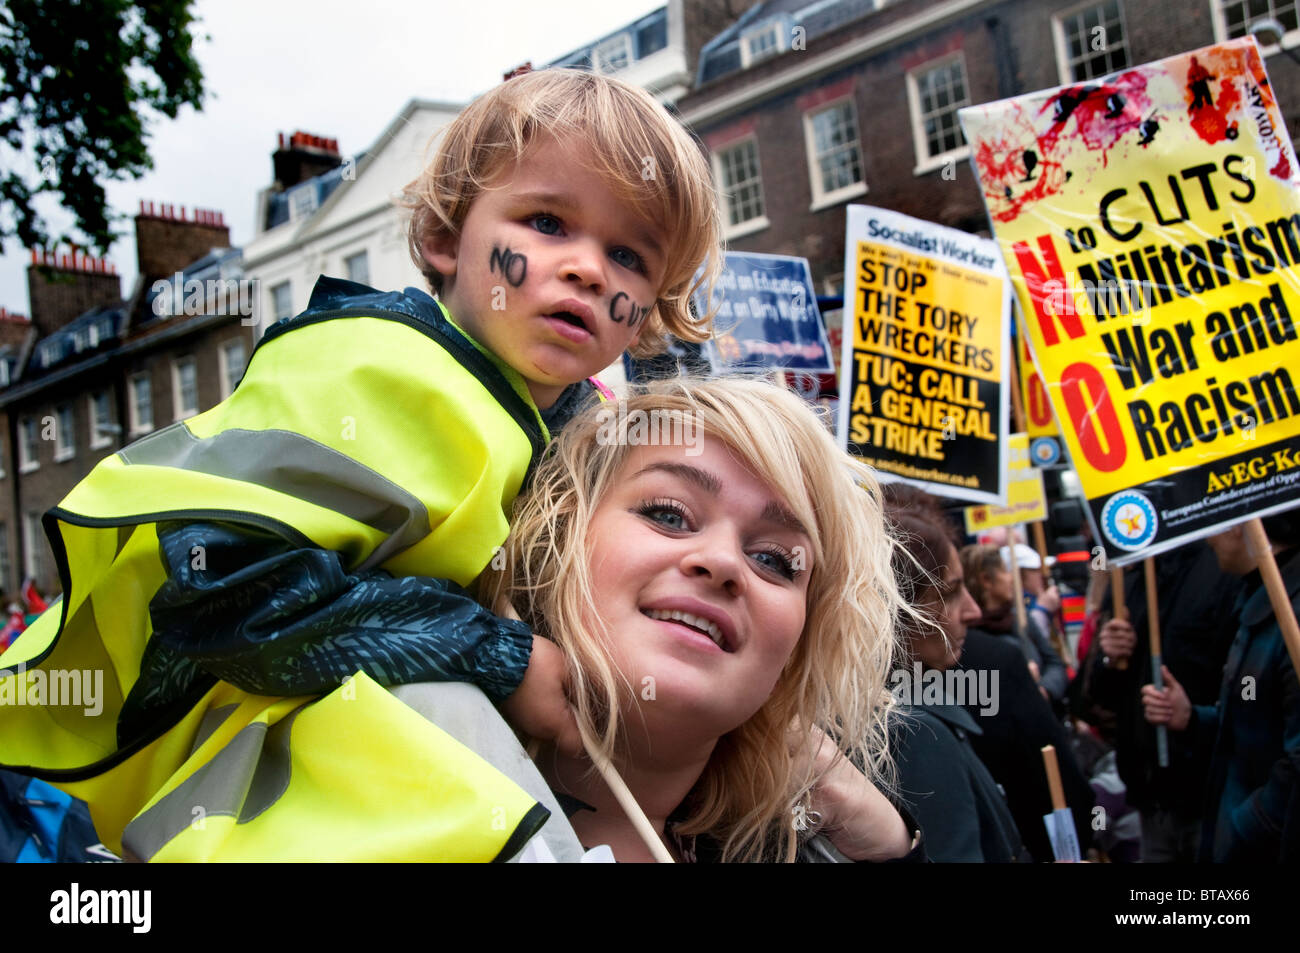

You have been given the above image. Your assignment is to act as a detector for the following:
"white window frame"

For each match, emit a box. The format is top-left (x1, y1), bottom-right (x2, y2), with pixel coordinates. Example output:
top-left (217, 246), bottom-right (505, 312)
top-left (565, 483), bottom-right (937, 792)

top-left (173, 357), bottom-right (199, 421)
top-left (53, 404), bottom-right (74, 462)
top-left (270, 281), bottom-right (293, 322)
top-left (288, 182), bottom-right (318, 221)
top-left (18, 416), bottom-right (39, 473)
top-left (803, 97), bottom-right (869, 211)
top-left (1052, 0), bottom-right (1131, 86)
top-left (907, 53), bottom-right (973, 176)
top-left (594, 33), bottom-right (632, 73)
top-left (1211, 0), bottom-right (1300, 50)
top-left (88, 390), bottom-right (113, 450)
top-left (711, 137), bottom-right (770, 240)
top-left (344, 250), bottom-right (370, 286)
top-left (129, 372), bottom-right (154, 436)
top-left (219, 338), bottom-right (247, 400)
top-left (740, 22), bottom-right (786, 67)
top-left (23, 511), bottom-right (44, 586)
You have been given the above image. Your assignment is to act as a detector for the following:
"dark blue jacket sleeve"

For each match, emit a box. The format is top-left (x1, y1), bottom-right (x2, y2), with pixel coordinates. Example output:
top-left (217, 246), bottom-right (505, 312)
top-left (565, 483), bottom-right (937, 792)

top-left (142, 520), bottom-right (532, 707)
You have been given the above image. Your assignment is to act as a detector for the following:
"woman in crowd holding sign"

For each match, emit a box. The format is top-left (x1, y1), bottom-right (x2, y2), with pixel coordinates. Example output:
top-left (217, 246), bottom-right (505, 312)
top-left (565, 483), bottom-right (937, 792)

top-left (1142, 509), bottom-right (1300, 863)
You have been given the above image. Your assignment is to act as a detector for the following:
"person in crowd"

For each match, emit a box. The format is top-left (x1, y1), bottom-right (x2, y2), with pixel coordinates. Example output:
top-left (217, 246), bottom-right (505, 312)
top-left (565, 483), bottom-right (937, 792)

top-left (1071, 541), bottom-right (1242, 862)
top-left (962, 543), bottom-right (1068, 706)
top-left (958, 544), bottom-right (1095, 860)
top-left (883, 485), bottom-right (1029, 862)
top-left (0, 67), bottom-right (723, 856)
top-left (1141, 511), bottom-right (1300, 863)
top-left (1015, 545), bottom-right (1066, 665)
top-left (476, 378), bottom-right (922, 861)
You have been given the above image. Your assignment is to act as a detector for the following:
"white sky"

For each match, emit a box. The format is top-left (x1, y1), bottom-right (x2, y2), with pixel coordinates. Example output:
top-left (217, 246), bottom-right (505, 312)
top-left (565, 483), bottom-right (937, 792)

top-left (0, 0), bottom-right (668, 314)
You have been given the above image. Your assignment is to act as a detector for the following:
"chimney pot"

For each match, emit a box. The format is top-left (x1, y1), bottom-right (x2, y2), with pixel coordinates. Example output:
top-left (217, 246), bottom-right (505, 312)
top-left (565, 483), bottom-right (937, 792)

top-left (180, 205), bottom-right (186, 221)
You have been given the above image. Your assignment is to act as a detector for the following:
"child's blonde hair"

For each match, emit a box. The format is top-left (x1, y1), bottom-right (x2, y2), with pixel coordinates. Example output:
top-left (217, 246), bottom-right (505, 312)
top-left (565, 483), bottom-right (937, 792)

top-left (402, 68), bottom-right (722, 358)
top-left (484, 377), bottom-right (902, 862)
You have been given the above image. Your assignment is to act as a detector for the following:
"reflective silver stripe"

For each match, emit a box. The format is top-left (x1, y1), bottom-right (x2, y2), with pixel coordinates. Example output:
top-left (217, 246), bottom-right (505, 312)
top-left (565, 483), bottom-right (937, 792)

top-left (189, 704), bottom-right (239, 757)
top-left (118, 423), bottom-right (431, 571)
top-left (121, 707), bottom-right (301, 861)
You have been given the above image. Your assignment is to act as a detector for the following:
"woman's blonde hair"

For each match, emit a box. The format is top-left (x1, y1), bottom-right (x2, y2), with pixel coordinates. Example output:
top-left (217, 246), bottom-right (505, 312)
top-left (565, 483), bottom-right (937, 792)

top-left (484, 377), bottom-right (903, 862)
top-left (400, 68), bottom-right (722, 358)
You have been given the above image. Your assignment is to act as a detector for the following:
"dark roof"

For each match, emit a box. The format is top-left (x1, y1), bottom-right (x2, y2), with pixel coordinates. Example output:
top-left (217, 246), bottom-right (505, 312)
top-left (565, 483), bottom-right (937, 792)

top-left (546, 6), bottom-right (669, 70)
top-left (697, 0), bottom-right (880, 85)
top-left (264, 156), bottom-right (361, 231)
top-left (139, 246), bottom-right (243, 322)
top-left (27, 304), bottom-right (127, 376)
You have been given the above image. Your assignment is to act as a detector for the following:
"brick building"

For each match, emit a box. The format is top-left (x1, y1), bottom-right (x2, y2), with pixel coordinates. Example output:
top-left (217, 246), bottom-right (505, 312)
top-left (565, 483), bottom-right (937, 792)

top-left (677, 0), bottom-right (1300, 294)
top-left (0, 206), bottom-right (257, 598)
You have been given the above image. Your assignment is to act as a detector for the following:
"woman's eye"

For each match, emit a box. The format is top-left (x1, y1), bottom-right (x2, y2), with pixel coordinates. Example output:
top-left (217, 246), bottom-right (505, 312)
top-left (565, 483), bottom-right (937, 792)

top-left (531, 215), bottom-right (561, 235)
top-left (752, 547), bottom-right (797, 580)
top-left (610, 246), bottom-right (645, 272)
top-left (636, 499), bottom-right (691, 531)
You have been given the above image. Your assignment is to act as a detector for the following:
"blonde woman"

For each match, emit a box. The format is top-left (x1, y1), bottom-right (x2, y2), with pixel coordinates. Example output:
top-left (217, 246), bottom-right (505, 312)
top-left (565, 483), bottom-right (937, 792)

top-left (482, 378), bottom-right (918, 862)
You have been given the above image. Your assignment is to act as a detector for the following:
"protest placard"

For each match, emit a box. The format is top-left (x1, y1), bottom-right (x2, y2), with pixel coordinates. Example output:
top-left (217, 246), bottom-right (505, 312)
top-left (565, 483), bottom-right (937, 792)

top-left (961, 37), bottom-right (1300, 564)
top-left (695, 252), bottom-right (833, 374)
top-left (838, 205), bottom-right (1009, 504)
top-left (1015, 308), bottom-right (1064, 467)
top-left (964, 434), bottom-right (1048, 533)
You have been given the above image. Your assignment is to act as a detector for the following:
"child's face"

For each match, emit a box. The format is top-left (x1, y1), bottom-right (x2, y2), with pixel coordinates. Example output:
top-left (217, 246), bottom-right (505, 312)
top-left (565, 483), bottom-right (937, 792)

top-left (423, 135), bottom-right (668, 409)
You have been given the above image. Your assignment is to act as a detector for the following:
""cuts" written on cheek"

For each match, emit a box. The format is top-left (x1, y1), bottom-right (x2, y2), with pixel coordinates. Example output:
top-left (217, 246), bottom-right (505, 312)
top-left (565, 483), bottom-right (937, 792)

top-left (610, 291), bottom-right (651, 328)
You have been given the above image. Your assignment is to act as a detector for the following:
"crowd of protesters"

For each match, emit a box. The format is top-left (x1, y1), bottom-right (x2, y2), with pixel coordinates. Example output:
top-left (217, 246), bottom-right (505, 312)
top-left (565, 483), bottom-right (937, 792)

top-left (0, 62), bottom-right (1296, 862)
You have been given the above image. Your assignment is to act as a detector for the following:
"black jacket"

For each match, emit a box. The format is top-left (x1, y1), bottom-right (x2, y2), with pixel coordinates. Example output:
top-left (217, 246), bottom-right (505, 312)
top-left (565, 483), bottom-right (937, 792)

top-left (893, 702), bottom-right (1029, 862)
top-left (1071, 542), bottom-right (1242, 818)
top-left (959, 630), bottom-right (1095, 861)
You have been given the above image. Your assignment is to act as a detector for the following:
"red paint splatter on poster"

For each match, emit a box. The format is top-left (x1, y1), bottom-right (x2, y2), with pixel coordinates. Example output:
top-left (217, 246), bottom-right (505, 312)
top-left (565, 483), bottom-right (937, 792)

top-left (1185, 51), bottom-right (1243, 144)
top-left (973, 73), bottom-right (1152, 223)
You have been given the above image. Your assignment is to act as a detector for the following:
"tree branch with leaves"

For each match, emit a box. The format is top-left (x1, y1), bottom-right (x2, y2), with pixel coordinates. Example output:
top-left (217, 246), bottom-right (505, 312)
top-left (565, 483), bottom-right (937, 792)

top-left (0, 0), bottom-right (206, 254)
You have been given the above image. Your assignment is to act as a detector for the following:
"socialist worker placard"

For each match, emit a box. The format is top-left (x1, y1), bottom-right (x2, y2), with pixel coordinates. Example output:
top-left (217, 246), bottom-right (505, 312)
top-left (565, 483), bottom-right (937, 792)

top-left (839, 205), bottom-right (1010, 504)
top-left (961, 37), bottom-right (1300, 565)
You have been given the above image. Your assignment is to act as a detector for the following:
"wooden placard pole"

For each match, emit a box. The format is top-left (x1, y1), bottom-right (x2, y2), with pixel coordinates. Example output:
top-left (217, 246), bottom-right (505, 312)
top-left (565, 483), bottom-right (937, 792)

top-left (1109, 567), bottom-right (1129, 670)
top-left (1040, 744), bottom-right (1081, 862)
top-left (1041, 744), bottom-right (1067, 811)
top-left (1243, 517), bottom-right (1300, 687)
top-left (1010, 524), bottom-right (1028, 633)
top-left (1144, 557), bottom-right (1169, 768)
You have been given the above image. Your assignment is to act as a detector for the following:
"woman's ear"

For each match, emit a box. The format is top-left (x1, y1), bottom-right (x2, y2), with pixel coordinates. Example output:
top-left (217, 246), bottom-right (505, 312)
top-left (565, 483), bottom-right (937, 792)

top-left (420, 228), bottom-right (459, 284)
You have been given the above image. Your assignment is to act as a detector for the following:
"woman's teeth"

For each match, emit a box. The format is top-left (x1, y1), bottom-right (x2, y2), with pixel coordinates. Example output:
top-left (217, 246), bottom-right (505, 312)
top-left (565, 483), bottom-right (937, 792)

top-left (644, 608), bottom-right (724, 648)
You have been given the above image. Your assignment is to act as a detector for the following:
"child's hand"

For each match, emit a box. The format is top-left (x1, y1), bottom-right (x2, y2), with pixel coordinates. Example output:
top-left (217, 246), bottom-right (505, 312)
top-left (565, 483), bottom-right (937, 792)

top-left (501, 635), bottom-right (585, 758)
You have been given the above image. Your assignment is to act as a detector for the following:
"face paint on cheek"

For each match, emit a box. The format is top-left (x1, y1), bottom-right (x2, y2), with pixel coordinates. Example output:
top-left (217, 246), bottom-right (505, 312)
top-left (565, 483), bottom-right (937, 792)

top-left (609, 291), bottom-right (652, 329)
top-left (489, 245), bottom-right (527, 287)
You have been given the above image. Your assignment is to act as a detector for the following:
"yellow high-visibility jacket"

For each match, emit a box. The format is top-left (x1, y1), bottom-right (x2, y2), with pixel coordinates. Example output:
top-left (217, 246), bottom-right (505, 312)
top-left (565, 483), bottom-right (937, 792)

top-left (0, 279), bottom-right (594, 860)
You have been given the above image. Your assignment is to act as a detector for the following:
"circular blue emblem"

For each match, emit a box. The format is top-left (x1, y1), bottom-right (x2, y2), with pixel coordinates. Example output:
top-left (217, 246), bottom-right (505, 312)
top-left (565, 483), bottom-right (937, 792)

top-left (1101, 490), bottom-right (1158, 551)
top-left (1030, 437), bottom-right (1061, 467)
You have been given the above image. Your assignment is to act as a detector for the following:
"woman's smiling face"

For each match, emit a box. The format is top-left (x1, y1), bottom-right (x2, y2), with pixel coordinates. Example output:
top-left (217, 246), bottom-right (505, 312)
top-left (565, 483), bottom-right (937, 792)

top-left (584, 437), bottom-right (814, 737)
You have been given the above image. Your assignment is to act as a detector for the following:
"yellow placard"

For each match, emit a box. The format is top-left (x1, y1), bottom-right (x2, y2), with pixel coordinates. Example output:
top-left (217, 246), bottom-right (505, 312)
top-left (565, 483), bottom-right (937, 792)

top-left (961, 38), bottom-right (1300, 561)
top-left (964, 434), bottom-right (1048, 533)
top-left (839, 206), bottom-right (1010, 504)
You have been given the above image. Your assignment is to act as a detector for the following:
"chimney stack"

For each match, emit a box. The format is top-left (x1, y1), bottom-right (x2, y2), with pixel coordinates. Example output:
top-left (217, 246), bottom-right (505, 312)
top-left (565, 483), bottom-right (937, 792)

top-left (272, 130), bottom-right (343, 191)
top-left (134, 200), bottom-right (231, 288)
top-left (26, 247), bottom-right (122, 339)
